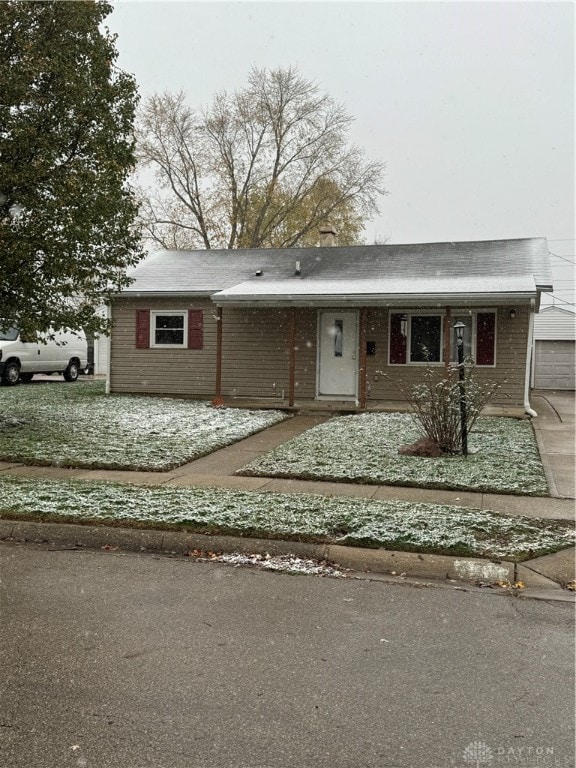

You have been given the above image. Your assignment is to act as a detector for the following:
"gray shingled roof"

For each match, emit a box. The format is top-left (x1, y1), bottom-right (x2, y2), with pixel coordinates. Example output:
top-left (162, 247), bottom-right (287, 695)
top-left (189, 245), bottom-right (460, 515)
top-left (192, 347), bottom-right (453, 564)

top-left (121, 237), bottom-right (552, 306)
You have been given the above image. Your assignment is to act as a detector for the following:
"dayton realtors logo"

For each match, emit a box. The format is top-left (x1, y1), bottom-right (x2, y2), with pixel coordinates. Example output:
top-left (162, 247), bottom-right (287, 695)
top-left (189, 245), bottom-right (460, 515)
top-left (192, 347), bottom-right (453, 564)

top-left (463, 741), bottom-right (494, 766)
top-left (461, 740), bottom-right (557, 767)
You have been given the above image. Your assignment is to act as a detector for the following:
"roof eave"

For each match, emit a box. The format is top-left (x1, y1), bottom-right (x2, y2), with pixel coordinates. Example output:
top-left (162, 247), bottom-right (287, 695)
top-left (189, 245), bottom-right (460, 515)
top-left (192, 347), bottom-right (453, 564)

top-left (114, 291), bottom-right (214, 299)
top-left (212, 292), bottom-right (539, 308)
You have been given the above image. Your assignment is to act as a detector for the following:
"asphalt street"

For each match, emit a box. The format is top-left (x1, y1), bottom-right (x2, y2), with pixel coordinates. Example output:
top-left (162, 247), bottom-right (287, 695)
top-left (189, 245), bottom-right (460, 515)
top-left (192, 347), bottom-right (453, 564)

top-left (1, 542), bottom-right (574, 768)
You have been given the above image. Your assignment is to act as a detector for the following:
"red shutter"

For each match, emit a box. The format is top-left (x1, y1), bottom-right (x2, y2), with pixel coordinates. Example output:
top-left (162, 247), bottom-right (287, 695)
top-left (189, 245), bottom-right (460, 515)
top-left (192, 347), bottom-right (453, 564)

top-left (188, 309), bottom-right (203, 350)
top-left (389, 313), bottom-right (407, 364)
top-left (135, 310), bottom-right (150, 349)
top-left (476, 312), bottom-right (495, 366)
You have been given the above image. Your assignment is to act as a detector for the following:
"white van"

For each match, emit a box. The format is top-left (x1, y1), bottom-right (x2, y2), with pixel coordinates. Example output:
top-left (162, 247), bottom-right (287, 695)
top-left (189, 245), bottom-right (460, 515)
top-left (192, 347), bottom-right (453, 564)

top-left (0, 327), bottom-right (88, 386)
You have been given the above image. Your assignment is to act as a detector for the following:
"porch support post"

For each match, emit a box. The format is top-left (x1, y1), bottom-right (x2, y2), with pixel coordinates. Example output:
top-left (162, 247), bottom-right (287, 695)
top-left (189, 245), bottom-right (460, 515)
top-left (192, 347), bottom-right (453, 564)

top-left (212, 306), bottom-right (224, 406)
top-left (359, 307), bottom-right (368, 409)
top-left (288, 308), bottom-right (296, 407)
top-left (443, 306), bottom-right (452, 370)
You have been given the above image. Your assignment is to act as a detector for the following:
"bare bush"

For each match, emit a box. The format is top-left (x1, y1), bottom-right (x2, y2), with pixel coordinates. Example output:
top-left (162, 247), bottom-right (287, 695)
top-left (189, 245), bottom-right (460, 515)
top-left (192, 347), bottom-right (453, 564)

top-left (397, 361), bottom-right (501, 455)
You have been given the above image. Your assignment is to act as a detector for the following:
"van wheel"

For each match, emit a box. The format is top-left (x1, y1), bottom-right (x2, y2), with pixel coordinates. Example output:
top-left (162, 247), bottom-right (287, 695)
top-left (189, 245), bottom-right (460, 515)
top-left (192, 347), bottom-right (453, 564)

top-left (2, 362), bottom-right (21, 386)
top-left (63, 360), bottom-right (79, 382)
top-left (20, 373), bottom-right (34, 383)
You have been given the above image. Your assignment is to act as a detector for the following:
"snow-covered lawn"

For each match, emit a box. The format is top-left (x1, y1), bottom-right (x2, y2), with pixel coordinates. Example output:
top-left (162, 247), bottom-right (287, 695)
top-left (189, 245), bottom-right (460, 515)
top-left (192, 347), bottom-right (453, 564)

top-left (0, 381), bottom-right (288, 470)
top-left (238, 412), bottom-right (549, 496)
top-left (0, 476), bottom-right (572, 561)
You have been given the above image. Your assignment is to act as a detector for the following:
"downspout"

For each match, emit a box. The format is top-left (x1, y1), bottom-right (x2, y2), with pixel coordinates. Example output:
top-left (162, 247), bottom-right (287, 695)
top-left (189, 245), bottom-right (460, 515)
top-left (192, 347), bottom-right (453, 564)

top-left (524, 300), bottom-right (537, 417)
top-left (105, 302), bottom-right (111, 395)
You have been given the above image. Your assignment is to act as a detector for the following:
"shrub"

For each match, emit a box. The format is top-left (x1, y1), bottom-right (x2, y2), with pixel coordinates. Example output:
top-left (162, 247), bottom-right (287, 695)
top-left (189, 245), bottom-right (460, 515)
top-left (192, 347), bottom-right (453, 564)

top-left (393, 359), bottom-right (501, 455)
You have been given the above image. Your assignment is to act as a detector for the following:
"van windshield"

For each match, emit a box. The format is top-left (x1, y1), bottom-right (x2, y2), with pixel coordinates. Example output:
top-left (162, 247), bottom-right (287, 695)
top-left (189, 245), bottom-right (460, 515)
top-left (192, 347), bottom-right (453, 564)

top-left (0, 327), bottom-right (19, 341)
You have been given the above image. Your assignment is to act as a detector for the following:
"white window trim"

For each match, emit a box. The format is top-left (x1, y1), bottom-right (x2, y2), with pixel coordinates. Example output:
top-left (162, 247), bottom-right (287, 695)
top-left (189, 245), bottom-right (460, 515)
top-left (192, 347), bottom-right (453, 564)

top-left (388, 309), bottom-right (497, 367)
top-left (150, 310), bottom-right (188, 349)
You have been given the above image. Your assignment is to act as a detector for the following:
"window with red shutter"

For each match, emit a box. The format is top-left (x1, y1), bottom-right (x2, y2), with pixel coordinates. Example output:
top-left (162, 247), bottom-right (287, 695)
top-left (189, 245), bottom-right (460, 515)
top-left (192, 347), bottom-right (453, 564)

top-left (188, 309), bottom-right (203, 350)
top-left (135, 310), bottom-right (150, 349)
top-left (389, 313), bottom-right (407, 364)
top-left (476, 312), bottom-right (496, 366)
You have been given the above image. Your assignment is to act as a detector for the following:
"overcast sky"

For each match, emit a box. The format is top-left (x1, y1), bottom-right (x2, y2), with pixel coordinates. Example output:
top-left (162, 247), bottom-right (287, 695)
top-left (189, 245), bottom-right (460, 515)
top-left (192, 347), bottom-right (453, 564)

top-left (106, 1), bottom-right (575, 309)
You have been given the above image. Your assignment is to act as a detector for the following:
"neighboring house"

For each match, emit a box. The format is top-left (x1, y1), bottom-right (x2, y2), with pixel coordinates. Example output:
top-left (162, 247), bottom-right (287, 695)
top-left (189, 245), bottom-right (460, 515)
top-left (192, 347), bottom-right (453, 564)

top-left (109, 236), bottom-right (553, 414)
top-left (92, 332), bottom-right (110, 375)
top-left (532, 306), bottom-right (575, 390)
top-left (85, 306), bottom-right (110, 375)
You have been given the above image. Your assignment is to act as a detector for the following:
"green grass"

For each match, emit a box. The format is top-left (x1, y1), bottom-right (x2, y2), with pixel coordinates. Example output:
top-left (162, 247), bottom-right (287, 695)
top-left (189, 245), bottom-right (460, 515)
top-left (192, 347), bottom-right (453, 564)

top-left (0, 381), bottom-right (288, 470)
top-left (0, 385), bottom-right (564, 561)
top-left (0, 476), bottom-right (572, 562)
top-left (237, 412), bottom-right (549, 496)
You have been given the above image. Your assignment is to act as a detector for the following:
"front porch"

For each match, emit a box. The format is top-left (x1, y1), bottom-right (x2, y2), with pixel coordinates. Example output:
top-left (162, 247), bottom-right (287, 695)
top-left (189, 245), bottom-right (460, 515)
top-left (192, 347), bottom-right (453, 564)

top-left (212, 395), bottom-right (528, 419)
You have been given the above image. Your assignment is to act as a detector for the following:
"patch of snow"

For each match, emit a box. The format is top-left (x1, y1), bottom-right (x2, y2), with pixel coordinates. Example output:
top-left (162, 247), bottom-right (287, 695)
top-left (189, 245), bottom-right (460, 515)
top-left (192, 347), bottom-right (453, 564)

top-left (193, 551), bottom-right (346, 577)
top-left (0, 381), bottom-right (289, 470)
top-left (0, 476), bottom-right (572, 561)
top-left (238, 412), bottom-right (548, 496)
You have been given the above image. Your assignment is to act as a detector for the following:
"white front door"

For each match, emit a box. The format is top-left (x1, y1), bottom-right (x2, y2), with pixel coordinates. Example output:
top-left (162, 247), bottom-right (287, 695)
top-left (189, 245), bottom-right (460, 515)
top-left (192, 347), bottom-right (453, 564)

top-left (317, 311), bottom-right (358, 399)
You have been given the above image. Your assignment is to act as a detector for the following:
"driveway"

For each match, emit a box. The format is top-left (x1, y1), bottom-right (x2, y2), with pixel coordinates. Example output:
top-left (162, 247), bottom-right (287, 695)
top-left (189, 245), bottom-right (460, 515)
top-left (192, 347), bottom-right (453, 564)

top-left (530, 389), bottom-right (575, 499)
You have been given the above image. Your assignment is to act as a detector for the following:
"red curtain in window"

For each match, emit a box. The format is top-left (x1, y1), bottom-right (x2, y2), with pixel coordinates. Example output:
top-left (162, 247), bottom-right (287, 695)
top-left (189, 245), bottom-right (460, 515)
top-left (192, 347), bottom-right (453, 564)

top-left (389, 313), bottom-right (407, 364)
top-left (135, 310), bottom-right (150, 349)
top-left (188, 309), bottom-right (203, 350)
top-left (476, 312), bottom-right (495, 365)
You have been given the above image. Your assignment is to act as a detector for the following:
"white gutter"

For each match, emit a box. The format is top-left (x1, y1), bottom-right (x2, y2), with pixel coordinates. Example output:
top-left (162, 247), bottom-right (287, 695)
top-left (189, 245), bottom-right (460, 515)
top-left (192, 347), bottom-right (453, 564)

top-left (119, 291), bottom-right (213, 298)
top-left (524, 299), bottom-right (537, 417)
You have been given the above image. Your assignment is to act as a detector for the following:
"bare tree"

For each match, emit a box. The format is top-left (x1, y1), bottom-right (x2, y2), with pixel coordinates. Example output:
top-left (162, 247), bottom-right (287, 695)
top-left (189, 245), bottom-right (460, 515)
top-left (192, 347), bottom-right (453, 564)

top-left (136, 67), bottom-right (386, 249)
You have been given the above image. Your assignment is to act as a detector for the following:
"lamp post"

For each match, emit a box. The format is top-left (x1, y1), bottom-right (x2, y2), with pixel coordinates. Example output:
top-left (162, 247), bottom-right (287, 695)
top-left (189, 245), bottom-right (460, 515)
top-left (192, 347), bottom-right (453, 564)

top-left (453, 321), bottom-right (468, 457)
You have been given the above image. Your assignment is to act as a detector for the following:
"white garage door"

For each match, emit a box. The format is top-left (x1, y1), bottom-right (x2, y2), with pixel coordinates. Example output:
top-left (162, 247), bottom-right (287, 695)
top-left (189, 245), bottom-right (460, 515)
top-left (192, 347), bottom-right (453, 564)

top-left (534, 340), bottom-right (575, 390)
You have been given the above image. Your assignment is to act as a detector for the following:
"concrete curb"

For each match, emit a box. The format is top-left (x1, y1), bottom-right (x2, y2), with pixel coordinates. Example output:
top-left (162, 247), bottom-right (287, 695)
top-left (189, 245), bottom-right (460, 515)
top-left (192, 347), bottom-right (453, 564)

top-left (325, 543), bottom-right (515, 584)
top-left (0, 518), bottom-right (532, 593)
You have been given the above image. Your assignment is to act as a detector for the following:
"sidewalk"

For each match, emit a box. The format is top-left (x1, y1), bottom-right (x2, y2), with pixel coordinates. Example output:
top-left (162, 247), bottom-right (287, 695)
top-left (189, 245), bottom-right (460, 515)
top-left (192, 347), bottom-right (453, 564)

top-left (1, 394), bottom-right (574, 597)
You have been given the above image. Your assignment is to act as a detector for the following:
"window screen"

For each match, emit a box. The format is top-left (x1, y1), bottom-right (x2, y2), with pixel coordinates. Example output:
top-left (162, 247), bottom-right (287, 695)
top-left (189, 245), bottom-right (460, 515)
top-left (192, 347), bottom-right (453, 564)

top-left (154, 314), bottom-right (185, 346)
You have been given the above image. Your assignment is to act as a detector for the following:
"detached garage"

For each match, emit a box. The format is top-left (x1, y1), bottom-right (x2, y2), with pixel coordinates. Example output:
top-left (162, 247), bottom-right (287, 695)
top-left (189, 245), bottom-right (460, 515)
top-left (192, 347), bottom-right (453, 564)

top-left (532, 306), bottom-right (575, 390)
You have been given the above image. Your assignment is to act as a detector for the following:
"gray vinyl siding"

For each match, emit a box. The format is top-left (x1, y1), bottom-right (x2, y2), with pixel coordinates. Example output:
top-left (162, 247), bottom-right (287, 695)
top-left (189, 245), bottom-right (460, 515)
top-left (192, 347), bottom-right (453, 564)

top-left (219, 308), bottom-right (318, 400)
top-left (294, 310), bottom-right (318, 398)
top-left (110, 299), bottom-right (530, 407)
top-left (365, 306), bottom-right (529, 407)
top-left (109, 297), bottom-right (216, 396)
top-left (221, 308), bottom-right (290, 399)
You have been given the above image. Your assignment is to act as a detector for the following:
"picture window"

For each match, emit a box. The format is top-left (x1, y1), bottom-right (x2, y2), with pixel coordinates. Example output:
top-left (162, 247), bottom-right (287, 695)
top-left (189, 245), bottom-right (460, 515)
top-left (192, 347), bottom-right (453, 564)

top-left (389, 310), bottom-right (496, 366)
